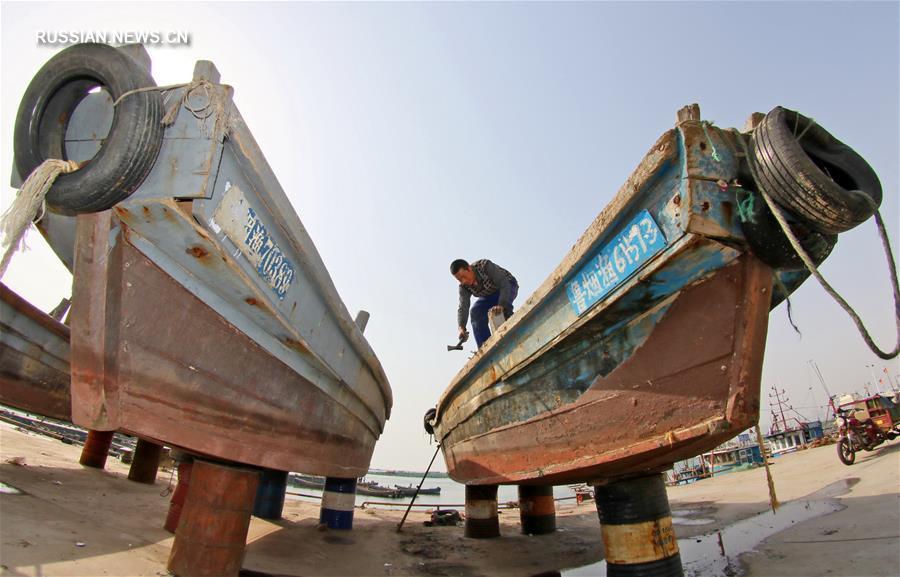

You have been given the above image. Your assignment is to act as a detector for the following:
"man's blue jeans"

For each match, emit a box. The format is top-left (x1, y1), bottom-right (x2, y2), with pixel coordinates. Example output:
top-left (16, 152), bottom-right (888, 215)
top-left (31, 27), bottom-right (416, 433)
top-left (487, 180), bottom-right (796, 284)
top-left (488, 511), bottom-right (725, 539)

top-left (471, 284), bottom-right (518, 347)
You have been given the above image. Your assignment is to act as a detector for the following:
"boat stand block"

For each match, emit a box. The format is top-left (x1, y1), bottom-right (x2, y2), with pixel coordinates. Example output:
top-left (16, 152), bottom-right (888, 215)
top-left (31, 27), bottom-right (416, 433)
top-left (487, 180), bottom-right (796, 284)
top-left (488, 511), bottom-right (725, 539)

top-left (164, 460), bottom-right (193, 533)
top-left (79, 429), bottom-right (114, 469)
top-left (594, 474), bottom-right (683, 577)
top-left (127, 438), bottom-right (163, 484)
top-left (253, 469), bottom-right (288, 520)
top-left (518, 485), bottom-right (556, 535)
top-left (167, 460), bottom-right (260, 577)
top-left (465, 484), bottom-right (500, 539)
top-left (319, 477), bottom-right (357, 530)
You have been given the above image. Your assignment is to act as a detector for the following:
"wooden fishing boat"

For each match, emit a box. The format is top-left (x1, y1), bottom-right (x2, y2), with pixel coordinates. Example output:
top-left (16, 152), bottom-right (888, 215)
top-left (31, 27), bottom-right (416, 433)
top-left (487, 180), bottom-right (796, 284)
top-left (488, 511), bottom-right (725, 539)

top-left (431, 104), bottom-right (882, 486)
top-left (0, 283), bottom-right (71, 421)
top-left (9, 43), bottom-right (392, 479)
top-left (395, 484), bottom-right (442, 496)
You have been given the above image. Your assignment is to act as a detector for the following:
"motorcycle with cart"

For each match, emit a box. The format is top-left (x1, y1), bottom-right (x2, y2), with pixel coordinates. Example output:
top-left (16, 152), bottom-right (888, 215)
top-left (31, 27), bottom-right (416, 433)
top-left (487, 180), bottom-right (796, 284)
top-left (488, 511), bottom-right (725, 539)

top-left (834, 393), bottom-right (900, 465)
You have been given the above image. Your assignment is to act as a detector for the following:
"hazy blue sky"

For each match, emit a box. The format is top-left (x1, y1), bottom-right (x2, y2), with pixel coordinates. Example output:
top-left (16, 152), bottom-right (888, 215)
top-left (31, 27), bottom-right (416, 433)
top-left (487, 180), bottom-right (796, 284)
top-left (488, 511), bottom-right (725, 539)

top-left (2, 1), bottom-right (897, 472)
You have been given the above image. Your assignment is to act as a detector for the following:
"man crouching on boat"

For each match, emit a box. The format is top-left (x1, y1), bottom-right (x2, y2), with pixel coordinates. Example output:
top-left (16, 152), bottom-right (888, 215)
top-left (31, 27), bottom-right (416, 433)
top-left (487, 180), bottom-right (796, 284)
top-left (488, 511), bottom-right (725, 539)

top-left (452, 259), bottom-right (519, 348)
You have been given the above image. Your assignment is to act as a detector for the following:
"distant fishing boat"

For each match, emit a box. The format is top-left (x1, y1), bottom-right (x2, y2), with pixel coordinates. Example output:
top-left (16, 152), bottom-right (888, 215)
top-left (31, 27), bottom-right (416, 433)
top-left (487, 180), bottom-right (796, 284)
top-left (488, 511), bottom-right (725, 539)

top-left (430, 104), bottom-right (883, 486)
top-left (394, 484), bottom-right (442, 496)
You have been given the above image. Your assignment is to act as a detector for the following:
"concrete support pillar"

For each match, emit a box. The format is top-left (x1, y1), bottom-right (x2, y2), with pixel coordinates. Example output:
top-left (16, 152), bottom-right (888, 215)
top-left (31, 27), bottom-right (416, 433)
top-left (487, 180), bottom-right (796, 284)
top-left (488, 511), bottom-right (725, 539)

top-left (164, 459), bottom-right (194, 533)
top-left (79, 430), bottom-right (114, 469)
top-left (319, 477), bottom-right (356, 529)
top-left (167, 460), bottom-right (260, 577)
top-left (127, 438), bottom-right (163, 484)
top-left (252, 469), bottom-right (288, 520)
top-left (464, 484), bottom-right (499, 538)
top-left (518, 485), bottom-right (556, 535)
top-left (594, 474), bottom-right (682, 577)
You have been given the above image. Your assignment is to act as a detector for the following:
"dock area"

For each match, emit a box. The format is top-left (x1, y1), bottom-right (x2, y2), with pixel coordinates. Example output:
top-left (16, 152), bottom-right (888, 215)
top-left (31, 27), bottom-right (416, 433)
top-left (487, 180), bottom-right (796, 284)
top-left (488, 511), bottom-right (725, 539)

top-left (2, 420), bottom-right (897, 577)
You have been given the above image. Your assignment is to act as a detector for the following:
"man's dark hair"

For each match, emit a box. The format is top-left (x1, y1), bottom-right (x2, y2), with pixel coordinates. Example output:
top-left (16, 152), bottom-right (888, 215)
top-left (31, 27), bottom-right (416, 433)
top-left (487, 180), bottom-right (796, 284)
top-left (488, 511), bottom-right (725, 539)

top-left (450, 259), bottom-right (470, 274)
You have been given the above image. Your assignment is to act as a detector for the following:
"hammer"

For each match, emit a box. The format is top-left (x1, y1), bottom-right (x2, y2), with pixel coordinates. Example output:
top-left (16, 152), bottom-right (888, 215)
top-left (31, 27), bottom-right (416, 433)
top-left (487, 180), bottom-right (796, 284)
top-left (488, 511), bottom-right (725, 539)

top-left (447, 331), bottom-right (469, 351)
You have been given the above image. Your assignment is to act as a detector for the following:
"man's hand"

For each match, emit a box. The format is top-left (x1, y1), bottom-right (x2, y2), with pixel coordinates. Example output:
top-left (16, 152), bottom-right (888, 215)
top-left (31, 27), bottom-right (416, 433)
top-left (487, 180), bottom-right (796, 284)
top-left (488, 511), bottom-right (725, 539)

top-left (490, 305), bottom-right (504, 315)
top-left (458, 326), bottom-right (468, 339)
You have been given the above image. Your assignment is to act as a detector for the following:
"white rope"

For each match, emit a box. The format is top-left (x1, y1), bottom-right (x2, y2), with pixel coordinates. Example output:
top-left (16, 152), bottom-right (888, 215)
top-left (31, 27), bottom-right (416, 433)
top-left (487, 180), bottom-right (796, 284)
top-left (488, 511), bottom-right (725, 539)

top-left (0, 159), bottom-right (80, 279)
top-left (113, 80), bottom-right (221, 128)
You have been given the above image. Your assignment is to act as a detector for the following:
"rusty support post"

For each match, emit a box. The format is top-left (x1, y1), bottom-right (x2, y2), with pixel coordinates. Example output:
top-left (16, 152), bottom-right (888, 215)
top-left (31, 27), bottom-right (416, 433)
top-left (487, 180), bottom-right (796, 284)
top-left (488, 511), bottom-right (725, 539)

top-left (594, 474), bottom-right (682, 577)
top-left (319, 477), bottom-right (356, 529)
top-left (465, 484), bottom-right (499, 538)
top-left (167, 459), bottom-right (260, 577)
top-left (252, 469), bottom-right (288, 520)
top-left (79, 430), bottom-right (114, 469)
top-left (519, 485), bottom-right (556, 535)
top-left (127, 438), bottom-right (163, 484)
top-left (164, 459), bottom-right (194, 533)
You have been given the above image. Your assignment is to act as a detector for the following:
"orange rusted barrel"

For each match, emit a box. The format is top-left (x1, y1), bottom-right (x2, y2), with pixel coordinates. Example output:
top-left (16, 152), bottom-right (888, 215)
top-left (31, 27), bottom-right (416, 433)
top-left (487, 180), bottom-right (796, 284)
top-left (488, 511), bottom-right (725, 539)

top-left (464, 484), bottom-right (499, 538)
top-left (167, 460), bottom-right (260, 577)
top-left (79, 429), bottom-right (114, 469)
top-left (127, 438), bottom-right (163, 484)
top-left (164, 460), bottom-right (194, 533)
top-left (594, 474), bottom-right (682, 577)
top-left (518, 485), bottom-right (556, 535)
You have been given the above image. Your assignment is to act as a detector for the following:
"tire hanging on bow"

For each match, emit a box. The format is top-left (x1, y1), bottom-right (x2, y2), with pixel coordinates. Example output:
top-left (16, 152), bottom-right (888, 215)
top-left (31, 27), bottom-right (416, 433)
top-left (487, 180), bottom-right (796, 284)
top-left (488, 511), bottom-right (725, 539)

top-left (14, 43), bottom-right (164, 215)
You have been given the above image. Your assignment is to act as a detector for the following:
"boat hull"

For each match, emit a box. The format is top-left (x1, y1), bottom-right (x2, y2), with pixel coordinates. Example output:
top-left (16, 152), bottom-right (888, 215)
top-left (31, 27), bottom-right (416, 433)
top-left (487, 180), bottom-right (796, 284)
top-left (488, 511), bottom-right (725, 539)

top-left (16, 49), bottom-right (392, 478)
top-left (0, 284), bottom-right (71, 421)
top-left (68, 211), bottom-right (378, 477)
top-left (439, 255), bottom-right (772, 485)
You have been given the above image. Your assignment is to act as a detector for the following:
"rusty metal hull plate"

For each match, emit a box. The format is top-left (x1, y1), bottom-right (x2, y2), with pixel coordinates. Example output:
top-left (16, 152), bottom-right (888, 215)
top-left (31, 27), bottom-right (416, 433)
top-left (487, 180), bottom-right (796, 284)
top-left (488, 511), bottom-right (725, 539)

top-left (0, 283), bottom-right (71, 421)
top-left (70, 213), bottom-right (377, 477)
top-left (438, 255), bottom-right (772, 485)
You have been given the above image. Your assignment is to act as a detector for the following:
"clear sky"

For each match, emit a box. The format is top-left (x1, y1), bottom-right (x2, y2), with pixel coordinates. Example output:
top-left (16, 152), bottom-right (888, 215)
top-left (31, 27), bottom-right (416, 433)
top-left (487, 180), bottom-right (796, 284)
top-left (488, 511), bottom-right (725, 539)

top-left (2, 1), bottom-right (897, 472)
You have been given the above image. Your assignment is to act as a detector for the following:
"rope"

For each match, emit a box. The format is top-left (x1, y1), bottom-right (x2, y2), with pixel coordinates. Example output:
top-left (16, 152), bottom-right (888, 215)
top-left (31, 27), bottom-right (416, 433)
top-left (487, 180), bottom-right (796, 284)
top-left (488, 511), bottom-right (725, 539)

top-left (773, 274), bottom-right (802, 336)
top-left (754, 425), bottom-right (779, 513)
top-left (0, 159), bottom-right (80, 279)
top-left (700, 121), bottom-right (722, 162)
top-left (113, 80), bottom-right (220, 127)
top-left (739, 131), bottom-right (899, 359)
top-left (737, 192), bottom-right (756, 224)
top-left (793, 110), bottom-right (817, 142)
top-left (758, 187), bottom-right (900, 359)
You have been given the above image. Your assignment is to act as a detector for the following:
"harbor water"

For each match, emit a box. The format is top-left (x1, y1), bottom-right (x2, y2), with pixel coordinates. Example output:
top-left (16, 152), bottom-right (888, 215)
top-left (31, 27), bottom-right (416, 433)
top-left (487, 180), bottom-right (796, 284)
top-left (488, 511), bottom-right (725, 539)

top-left (286, 472), bottom-right (581, 510)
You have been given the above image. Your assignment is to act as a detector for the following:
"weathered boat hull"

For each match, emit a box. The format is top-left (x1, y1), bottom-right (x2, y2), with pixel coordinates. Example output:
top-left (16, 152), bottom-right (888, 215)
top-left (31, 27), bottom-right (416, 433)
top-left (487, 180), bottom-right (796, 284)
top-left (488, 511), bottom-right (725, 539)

top-left (440, 255), bottom-right (771, 485)
top-left (434, 106), bottom-right (820, 486)
top-left (0, 283), bottom-right (71, 421)
top-left (14, 46), bottom-right (392, 478)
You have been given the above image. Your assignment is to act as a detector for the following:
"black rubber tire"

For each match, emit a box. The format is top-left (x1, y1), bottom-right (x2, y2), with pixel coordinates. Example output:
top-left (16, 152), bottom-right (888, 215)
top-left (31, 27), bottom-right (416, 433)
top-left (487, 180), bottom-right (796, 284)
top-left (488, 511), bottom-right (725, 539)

top-left (837, 437), bottom-right (856, 466)
top-left (14, 43), bottom-right (164, 215)
top-left (737, 189), bottom-right (838, 270)
top-left (423, 408), bottom-right (437, 435)
top-left (750, 106), bottom-right (881, 234)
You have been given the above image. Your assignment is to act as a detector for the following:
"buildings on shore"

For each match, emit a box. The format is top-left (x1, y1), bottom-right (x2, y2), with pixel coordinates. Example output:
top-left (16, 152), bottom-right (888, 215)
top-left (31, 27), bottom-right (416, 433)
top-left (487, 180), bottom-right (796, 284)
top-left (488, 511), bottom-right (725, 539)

top-left (667, 421), bottom-right (825, 485)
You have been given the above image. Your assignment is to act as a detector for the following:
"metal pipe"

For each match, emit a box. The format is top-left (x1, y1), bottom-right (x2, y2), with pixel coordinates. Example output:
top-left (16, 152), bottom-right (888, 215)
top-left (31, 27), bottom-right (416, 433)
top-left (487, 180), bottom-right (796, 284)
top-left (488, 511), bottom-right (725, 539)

top-left (396, 443), bottom-right (441, 532)
top-left (319, 477), bottom-right (356, 530)
top-left (127, 438), bottom-right (163, 484)
top-left (79, 430), bottom-right (114, 469)
top-left (594, 474), bottom-right (683, 577)
top-left (519, 485), bottom-right (556, 535)
top-left (164, 460), bottom-right (193, 533)
top-left (167, 460), bottom-right (260, 577)
top-left (465, 484), bottom-right (500, 538)
top-left (252, 469), bottom-right (288, 520)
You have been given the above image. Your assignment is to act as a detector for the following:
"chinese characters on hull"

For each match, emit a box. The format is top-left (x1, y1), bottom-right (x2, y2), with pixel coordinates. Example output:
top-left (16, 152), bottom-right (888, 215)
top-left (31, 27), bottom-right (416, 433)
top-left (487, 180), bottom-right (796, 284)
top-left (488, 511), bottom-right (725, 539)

top-left (243, 207), bottom-right (296, 300)
top-left (566, 211), bottom-right (667, 316)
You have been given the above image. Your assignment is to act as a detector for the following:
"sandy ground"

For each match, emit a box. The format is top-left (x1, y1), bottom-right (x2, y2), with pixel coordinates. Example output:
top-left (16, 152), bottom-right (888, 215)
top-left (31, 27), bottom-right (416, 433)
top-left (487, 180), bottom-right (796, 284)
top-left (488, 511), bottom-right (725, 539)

top-left (1, 421), bottom-right (897, 577)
